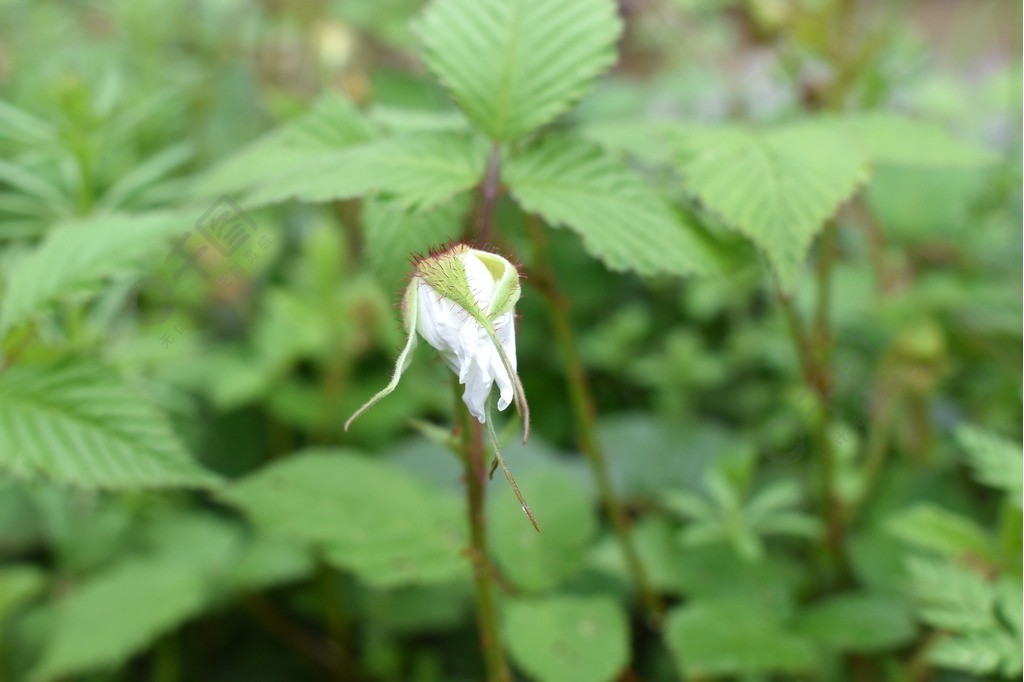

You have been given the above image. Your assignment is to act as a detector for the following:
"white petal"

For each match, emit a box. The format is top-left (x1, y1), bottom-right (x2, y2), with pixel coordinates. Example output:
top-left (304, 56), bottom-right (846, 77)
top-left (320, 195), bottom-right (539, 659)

top-left (490, 312), bottom-right (516, 411)
top-left (461, 251), bottom-right (497, 311)
top-left (416, 281), bottom-right (464, 372)
top-left (461, 358), bottom-right (491, 423)
top-left (413, 265), bottom-right (520, 424)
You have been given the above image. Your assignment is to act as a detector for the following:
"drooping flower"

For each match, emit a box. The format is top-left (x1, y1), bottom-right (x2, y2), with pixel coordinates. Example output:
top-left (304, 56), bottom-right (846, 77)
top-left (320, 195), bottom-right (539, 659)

top-left (345, 244), bottom-right (529, 435)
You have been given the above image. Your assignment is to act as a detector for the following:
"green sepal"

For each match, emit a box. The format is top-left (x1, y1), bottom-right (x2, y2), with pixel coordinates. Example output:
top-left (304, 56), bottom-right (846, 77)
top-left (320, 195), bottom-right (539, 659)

top-left (344, 279), bottom-right (421, 431)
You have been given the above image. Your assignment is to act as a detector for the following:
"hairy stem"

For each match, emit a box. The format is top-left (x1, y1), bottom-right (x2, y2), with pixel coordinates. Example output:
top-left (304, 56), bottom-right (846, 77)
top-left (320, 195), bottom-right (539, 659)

top-left (813, 221), bottom-right (838, 378)
top-left (476, 143), bottom-right (502, 245)
top-left (456, 381), bottom-right (512, 682)
top-left (525, 217), bottom-right (664, 624)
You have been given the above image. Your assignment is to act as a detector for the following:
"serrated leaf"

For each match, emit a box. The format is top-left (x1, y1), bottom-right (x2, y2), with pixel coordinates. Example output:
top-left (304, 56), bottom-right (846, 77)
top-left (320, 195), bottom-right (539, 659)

top-left (220, 450), bottom-right (468, 588)
top-left (197, 92), bottom-right (374, 197)
top-left (794, 592), bottom-right (916, 653)
top-left (488, 468), bottom-right (597, 592)
top-left (581, 120), bottom-right (692, 166)
top-left (996, 579), bottom-right (1023, 637)
top-left (362, 195), bottom-right (470, 289)
top-left (31, 557), bottom-right (211, 680)
top-left (0, 211), bottom-right (183, 338)
top-left (957, 425), bottom-right (1023, 508)
top-left (502, 596), bottom-right (629, 682)
top-left (671, 123), bottom-right (867, 287)
top-left (841, 113), bottom-right (995, 168)
top-left (928, 632), bottom-right (1019, 676)
top-left (664, 599), bottom-right (815, 677)
top-left (245, 133), bottom-right (487, 211)
top-left (417, 0), bottom-right (622, 141)
top-left (0, 361), bottom-right (218, 489)
top-left (906, 557), bottom-right (996, 631)
top-left (886, 503), bottom-right (994, 561)
top-left (505, 135), bottom-right (724, 277)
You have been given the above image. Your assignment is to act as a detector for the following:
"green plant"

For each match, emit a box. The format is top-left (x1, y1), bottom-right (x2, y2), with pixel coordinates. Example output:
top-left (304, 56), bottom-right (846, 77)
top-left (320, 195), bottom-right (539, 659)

top-left (0, 0), bottom-right (1019, 680)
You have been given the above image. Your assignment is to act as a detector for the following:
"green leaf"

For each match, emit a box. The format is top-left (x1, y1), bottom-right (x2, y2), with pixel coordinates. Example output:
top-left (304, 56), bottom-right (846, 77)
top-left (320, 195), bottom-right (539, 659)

top-left (996, 578), bottom-right (1023, 638)
top-left (885, 503), bottom-right (994, 561)
top-left (362, 195), bottom-right (470, 289)
top-left (0, 565), bottom-right (45, 625)
top-left (794, 592), bottom-right (916, 653)
top-left (502, 596), bottom-right (629, 682)
top-left (363, 582), bottom-right (474, 636)
top-left (957, 425), bottom-right (1023, 508)
top-left (841, 113), bottom-right (995, 168)
top-left (31, 557), bottom-right (211, 680)
top-left (0, 211), bottom-right (183, 338)
top-left (586, 516), bottom-right (689, 596)
top-left (0, 361), bottom-right (218, 489)
top-left (220, 450), bottom-right (468, 588)
top-left (505, 135), bottom-right (724, 277)
top-left (416, 0), bottom-right (622, 141)
top-left (673, 545), bottom-right (803, 611)
top-left (671, 123), bottom-right (867, 287)
top-left (197, 92), bottom-right (374, 197)
top-left (245, 133), bottom-right (487, 211)
top-left (581, 120), bottom-right (695, 167)
top-left (913, 573), bottom-right (1024, 677)
top-left (488, 468), bottom-right (597, 592)
top-left (664, 598), bottom-right (815, 677)
top-left (906, 557), bottom-right (995, 631)
top-left (928, 632), bottom-right (1020, 676)
top-left (225, 537), bottom-right (315, 593)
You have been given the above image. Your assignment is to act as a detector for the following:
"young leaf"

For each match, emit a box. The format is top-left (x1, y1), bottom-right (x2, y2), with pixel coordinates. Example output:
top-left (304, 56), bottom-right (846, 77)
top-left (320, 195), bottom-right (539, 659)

top-left (0, 360), bottom-right (218, 489)
top-left (502, 596), bottom-right (629, 682)
top-left (0, 211), bottom-right (184, 338)
top-left (906, 559), bottom-right (1022, 677)
top-left (906, 557), bottom-right (995, 631)
top-left (220, 450), bottom-right (468, 588)
top-left (245, 133), bottom-right (488, 212)
top-left (885, 503), bottom-right (994, 561)
top-left (504, 135), bottom-right (725, 277)
top-left (670, 123), bottom-right (867, 287)
top-left (416, 0), bottom-right (622, 141)
top-left (927, 632), bottom-right (1020, 677)
top-left (956, 425), bottom-right (1023, 508)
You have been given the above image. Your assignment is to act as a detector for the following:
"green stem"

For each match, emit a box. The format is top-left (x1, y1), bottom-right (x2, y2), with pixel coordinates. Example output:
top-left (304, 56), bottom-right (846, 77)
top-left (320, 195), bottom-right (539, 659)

top-left (775, 287), bottom-right (844, 557)
top-left (525, 217), bottom-right (664, 624)
top-left (316, 561), bottom-right (353, 680)
top-left (456, 381), bottom-right (512, 682)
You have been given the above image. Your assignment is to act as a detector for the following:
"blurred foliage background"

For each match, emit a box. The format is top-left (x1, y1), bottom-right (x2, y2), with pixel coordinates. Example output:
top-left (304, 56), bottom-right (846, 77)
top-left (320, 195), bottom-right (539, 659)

top-left (0, 0), bottom-right (1020, 680)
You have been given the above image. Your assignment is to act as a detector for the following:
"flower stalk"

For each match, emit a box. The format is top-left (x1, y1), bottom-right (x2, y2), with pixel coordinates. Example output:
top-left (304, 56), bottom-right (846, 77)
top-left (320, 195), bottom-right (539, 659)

top-left (456, 380), bottom-right (512, 682)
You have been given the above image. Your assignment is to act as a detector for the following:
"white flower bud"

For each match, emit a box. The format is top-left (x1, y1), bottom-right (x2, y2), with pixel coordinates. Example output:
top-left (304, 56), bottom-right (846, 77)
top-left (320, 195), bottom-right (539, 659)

top-left (345, 244), bottom-right (529, 434)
